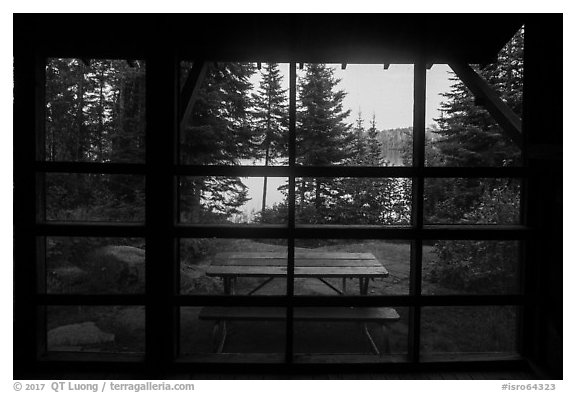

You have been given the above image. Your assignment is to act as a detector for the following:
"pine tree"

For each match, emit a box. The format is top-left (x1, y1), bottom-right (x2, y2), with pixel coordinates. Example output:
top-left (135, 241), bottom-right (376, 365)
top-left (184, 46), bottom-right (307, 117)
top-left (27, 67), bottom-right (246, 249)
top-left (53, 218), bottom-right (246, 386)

top-left (366, 114), bottom-right (384, 166)
top-left (349, 109), bottom-right (367, 165)
top-left (433, 29), bottom-right (523, 168)
top-left (296, 64), bottom-right (352, 215)
top-left (251, 63), bottom-right (288, 212)
top-left (426, 29), bottom-right (524, 291)
top-left (427, 28), bottom-right (524, 223)
top-left (179, 62), bottom-right (256, 222)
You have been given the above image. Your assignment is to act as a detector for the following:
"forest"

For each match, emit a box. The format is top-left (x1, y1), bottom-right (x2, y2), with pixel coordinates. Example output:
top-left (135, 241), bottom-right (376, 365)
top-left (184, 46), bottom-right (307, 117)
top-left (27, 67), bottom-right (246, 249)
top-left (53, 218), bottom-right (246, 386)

top-left (44, 29), bottom-right (523, 295)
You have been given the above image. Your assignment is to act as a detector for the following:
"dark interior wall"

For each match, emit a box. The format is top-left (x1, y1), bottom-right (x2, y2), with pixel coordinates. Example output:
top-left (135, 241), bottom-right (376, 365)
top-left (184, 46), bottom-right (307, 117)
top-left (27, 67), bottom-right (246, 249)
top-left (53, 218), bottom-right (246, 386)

top-left (522, 14), bottom-right (563, 378)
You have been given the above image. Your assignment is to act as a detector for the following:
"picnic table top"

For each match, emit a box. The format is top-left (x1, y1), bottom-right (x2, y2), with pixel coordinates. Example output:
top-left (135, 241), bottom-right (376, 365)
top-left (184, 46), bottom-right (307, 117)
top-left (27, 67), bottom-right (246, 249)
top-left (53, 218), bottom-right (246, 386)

top-left (206, 251), bottom-right (389, 278)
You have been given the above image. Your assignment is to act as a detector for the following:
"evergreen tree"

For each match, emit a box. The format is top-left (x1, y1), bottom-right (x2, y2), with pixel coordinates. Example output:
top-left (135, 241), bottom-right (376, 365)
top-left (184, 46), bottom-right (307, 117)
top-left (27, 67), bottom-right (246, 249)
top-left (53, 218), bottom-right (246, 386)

top-left (427, 28), bottom-right (524, 223)
top-left (45, 59), bottom-right (146, 222)
top-left (345, 113), bottom-right (410, 225)
top-left (296, 64), bottom-right (353, 215)
top-left (349, 109), bottom-right (367, 165)
top-left (179, 62), bottom-right (256, 222)
top-left (250, 63), bottom-right (288, 212)
top-left (432, 27), bottom-right (524, 168)
top-left (366, 114), bottom-right (384, 166)
top-left (425, 29), bottom-right (524, 291)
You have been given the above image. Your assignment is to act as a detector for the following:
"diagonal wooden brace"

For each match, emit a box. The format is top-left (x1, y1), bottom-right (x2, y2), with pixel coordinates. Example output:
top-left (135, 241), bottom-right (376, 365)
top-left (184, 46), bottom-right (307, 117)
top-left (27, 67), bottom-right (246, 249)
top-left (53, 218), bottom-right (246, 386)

top-left (179, 61), bottom-right (207, 129)
top-left (449, 62), bottom-right (523, 147)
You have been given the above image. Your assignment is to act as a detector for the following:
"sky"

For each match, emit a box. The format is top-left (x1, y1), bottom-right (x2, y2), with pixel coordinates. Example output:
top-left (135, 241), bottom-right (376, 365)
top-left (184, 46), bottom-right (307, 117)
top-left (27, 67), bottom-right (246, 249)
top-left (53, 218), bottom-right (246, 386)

top-left (240, 63), bottom-right (454, 218)
top-left (252, 63), bottom-right (453, 131)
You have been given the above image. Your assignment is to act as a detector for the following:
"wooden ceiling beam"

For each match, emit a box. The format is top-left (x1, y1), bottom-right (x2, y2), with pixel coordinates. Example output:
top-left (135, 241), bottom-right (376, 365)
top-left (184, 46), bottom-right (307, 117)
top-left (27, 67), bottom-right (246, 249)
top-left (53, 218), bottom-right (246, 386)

top-left (449, 62), bottom-right (523, 147)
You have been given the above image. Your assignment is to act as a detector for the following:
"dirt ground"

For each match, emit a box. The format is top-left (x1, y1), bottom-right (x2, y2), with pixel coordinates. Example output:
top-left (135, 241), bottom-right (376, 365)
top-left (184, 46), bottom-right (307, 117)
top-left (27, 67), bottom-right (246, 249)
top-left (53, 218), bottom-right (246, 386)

top-left (49, 239), bottom-right (517, 357)
top-left (179, 239), bottom-right (418, 355)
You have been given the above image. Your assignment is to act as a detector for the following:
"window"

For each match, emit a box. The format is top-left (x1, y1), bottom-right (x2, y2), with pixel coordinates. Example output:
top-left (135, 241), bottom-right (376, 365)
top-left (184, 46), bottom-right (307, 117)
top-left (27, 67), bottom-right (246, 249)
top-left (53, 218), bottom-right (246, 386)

top-left (28, 55), bottom-right (527, 366)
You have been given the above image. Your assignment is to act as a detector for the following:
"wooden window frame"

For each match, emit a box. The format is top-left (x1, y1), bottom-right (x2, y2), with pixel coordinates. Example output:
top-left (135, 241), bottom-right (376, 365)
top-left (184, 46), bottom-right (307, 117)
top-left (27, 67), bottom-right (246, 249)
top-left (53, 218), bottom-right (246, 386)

top-left (14, 50), bottom-right (532, 373)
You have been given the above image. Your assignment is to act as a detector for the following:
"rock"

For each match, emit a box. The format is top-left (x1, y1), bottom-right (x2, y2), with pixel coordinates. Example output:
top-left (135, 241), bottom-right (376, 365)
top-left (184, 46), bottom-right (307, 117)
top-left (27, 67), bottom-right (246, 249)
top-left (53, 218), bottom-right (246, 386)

top-left (180, 266), bottom-right (221, 294)
top-left (48, 322), bottom-right (114, 349)
top-left (84, 246), bottom-right (145, 293)
top-left (48, 266), bottom-right (89, 293)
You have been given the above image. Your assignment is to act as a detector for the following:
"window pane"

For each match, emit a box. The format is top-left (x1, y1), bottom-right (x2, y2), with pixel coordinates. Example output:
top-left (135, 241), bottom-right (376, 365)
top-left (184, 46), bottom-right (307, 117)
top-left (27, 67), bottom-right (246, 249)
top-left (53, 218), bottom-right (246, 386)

top-left (45, 58), bottom-right (145, 163)
top-left (294, 239), bottom-right (409, 296)
top-left (421, 306), bottom-right (518, 357)
top-left (45, 237), bottom-right (145, 294)
top-left (45, 173), bottom-right (145, 222)
top-left (424, 178), bottom-right (520, 224)
top-left (295, 177), bottom-right (411, 225)
top-left (425, 57), bottom-right (522, 168)
top-left (422, 240), bottom-right (520, 295)
top-left (47, 306), bottom-right (145, 353)
top-left (293, 306), bottom-right (408, 362)
top-left (178, 176), bottom-right (288, 224)
top-left (296, 64), bottom-right (413, 167)
top-left (180, 306), bottom-right (286, 360)
top-left (179, 62), bottom-right (289, 166)
top-left (180, 238), bottom-right (287, 296)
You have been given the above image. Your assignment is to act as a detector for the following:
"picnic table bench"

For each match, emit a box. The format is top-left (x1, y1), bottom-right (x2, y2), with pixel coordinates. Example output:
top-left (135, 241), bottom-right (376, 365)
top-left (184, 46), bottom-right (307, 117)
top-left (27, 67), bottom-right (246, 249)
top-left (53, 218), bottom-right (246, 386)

top-left (199, 306), bottom-right (400, 355)
top-left (199, 251), bottom-right (399, 355)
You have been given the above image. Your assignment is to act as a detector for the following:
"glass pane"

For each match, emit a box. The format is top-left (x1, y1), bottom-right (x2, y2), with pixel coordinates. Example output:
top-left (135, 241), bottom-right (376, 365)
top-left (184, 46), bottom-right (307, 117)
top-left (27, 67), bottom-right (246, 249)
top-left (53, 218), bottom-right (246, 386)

top-left (179, 176), bottom-right (288, 224)
top-left (295, 177), bottom-right (412, 225)
top-left (45, 237), bottom-right (145, 294)
top-left (180, 62), bottom-right (289, 166)
top-left (294, 239), bottom-right (409, 296)
top-left (293, 306), bottom-right (408, 362)
top-left (422, 240), bottom-right (520, 295)
top-left (485, 27), bottom-right (524, 115)
top-left (425, 56), bottom-right (522, 167)
top-left (421, 306), bottom-right (518, 356)
top-left (45, 58), bottom-right (145, 163)
top-left (297, 64), bottom-right (413, 167)
top-left (424, 178), bottom-right (520, 224)
top-left (180, 307), bottom-right (286, 357)
top-left (45, 173), bottom-right (145, 222)
top-left (180, 238), bottom-right (287, 296)
top-left (47, 306), bottom-right (145, 353)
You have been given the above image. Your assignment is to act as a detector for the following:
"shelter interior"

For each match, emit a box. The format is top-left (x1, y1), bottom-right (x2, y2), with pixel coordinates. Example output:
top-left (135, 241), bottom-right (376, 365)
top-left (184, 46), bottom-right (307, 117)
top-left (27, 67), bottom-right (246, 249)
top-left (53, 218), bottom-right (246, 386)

top-left (13, 14), bottom-right (562, 379)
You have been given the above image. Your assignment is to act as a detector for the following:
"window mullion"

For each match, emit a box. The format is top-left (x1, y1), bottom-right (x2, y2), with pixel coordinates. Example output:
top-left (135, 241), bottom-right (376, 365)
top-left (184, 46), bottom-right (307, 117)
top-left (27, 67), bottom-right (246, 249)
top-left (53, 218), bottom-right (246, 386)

top-left (408, 60), bottom-right (426, 363)
top-left (286, 61), bottom-right (297, 363)
top-left (145, 50), bottom-right (178, 369)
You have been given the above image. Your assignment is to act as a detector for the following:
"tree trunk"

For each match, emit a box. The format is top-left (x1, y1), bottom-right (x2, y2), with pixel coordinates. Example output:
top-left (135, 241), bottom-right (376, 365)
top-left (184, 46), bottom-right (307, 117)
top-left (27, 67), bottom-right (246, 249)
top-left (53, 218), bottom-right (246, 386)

top-left (75, 63), bottom-right (85, 160)
top-left (98, 62), bottom-right (105, 160)
top-left (261, 142), bottom-right (270, 213)
top-left (300, 179), bottom-right (306, 212)
top-left (191, 179), bottom-right (202, 223)
top-left (315, 178), bottom-right (322, 209)
top-left (261, 88), bottom-right (273, 215)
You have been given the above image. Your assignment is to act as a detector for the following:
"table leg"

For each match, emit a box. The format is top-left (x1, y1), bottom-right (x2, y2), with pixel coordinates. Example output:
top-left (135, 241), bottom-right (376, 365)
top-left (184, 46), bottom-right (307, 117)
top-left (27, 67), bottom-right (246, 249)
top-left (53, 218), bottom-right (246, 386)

top-left (362, 322), bottom-right (380, 356)
top-left (212, 320), bottom-right (227, 353)
top-left (222, 277), bottom-right (236, 295)
top-left (381, 323), bottom-right (391, 355)
top-left (359, 277), bottom-right (370, 295)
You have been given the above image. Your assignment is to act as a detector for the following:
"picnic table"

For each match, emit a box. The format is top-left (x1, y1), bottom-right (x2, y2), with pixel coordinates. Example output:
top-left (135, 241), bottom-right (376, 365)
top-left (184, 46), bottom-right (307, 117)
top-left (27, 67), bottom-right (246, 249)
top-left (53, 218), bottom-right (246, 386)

top-left (205, 250), bottom-right (389, 295)
top-left (200, 250), bottom-right (399, 355)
